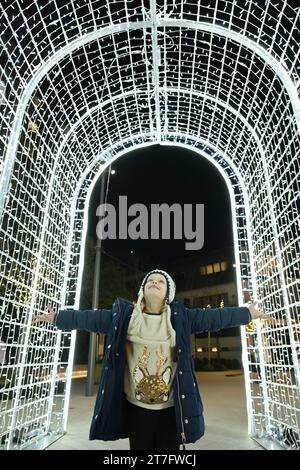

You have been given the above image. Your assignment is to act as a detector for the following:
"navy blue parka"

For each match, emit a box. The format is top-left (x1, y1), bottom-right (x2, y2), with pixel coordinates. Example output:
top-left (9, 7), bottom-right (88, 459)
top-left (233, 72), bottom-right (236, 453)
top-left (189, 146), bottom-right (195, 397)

top-left (55, 298), bottom-right (251, 445)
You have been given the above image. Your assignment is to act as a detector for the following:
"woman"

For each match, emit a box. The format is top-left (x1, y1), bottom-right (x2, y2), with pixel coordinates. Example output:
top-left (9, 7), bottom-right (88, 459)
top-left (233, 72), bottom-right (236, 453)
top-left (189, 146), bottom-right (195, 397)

top-left (34, 269), bottom-right (271, 450)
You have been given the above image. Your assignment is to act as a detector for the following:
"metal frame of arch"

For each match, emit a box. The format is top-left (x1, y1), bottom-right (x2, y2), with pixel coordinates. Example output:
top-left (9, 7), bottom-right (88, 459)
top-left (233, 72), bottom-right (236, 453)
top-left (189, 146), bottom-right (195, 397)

top-left (0, 0), bottom-right (299, 450)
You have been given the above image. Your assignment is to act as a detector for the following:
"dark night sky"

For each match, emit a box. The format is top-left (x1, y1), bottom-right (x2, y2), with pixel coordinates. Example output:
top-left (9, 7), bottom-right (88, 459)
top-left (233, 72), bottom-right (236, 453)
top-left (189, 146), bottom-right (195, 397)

top-left (88, 144), bottom-right (233, 269)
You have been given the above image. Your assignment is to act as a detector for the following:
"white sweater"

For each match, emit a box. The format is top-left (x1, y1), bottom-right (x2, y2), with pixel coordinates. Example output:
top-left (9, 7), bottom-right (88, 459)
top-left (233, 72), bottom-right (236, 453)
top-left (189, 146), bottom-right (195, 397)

top-left (124, 311), bottom-right (177, 410)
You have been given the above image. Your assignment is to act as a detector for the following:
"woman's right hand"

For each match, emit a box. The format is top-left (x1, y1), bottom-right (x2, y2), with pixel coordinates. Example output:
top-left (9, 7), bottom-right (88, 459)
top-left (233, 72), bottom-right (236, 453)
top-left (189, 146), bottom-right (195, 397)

top-left (32, 305), bottom-right (55, 325)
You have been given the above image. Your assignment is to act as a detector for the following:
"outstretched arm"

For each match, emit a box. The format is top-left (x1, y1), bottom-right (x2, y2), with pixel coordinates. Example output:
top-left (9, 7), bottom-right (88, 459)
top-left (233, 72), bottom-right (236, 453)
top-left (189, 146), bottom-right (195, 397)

top-left (188, 302), bottom-right (271, 334)
top-left (32, 304), bottom-right (113, 334)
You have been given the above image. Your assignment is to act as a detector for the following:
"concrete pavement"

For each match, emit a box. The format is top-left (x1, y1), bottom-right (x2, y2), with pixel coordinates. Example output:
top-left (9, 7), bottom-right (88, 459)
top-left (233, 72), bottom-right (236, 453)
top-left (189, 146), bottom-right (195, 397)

top-left (47, 370), bottom-right (263, 450)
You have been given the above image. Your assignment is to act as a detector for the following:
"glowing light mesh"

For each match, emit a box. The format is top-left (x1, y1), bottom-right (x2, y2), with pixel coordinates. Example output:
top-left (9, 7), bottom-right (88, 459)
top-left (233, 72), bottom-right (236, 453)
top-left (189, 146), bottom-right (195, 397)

top-left (0, 0), bottom-right (299, 450)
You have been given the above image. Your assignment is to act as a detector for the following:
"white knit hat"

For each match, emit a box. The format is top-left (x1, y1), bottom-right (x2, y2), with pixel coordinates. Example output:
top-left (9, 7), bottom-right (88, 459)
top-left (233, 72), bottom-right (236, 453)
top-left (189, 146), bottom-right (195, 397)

top-left (138, 269), bottom-right (176, 304)
top-left (129, 269), bottom-right (177, 347)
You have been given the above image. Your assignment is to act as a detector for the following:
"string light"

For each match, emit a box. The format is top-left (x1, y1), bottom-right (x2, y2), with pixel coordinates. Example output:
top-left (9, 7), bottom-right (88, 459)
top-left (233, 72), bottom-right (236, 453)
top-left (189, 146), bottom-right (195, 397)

top-left (0, 0), bottom-right (299, 451)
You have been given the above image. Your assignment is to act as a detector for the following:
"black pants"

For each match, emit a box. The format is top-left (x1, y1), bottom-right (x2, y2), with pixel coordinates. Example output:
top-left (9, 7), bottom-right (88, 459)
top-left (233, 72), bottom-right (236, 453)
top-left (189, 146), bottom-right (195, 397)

top-left (127, 401), bottom-right (179, 450)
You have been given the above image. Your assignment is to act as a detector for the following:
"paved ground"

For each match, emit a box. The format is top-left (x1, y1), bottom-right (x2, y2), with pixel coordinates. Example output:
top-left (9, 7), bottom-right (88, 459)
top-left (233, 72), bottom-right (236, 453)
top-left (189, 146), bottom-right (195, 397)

top-left (47, 371), bottom-right (263, 451)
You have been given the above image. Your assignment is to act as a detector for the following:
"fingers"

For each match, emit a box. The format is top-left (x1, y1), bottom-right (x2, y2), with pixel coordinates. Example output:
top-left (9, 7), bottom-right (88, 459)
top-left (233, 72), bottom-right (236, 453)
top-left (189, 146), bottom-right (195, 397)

top-left (33, 314), bottom-right (54, 324)
top-left (32, 306), bottom-right (54, 324)
top-left (263, 314), bottom-right (276, 322)
top-left (32, 315), bottom-right (45, 324)
top-left (247, 300), bottom-right (275, 322)
top-left (257, 309), bottom-right (269, 319)
top-left (257, 311), bottom-right (275, 322)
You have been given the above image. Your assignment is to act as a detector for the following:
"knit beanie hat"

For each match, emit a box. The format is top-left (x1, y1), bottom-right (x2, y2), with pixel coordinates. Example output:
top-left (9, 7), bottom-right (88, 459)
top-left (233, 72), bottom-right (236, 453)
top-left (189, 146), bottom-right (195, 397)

top-left (139, 269), bottom-right (176, 305)
top-left (129, 269), bottom-right (177, 347)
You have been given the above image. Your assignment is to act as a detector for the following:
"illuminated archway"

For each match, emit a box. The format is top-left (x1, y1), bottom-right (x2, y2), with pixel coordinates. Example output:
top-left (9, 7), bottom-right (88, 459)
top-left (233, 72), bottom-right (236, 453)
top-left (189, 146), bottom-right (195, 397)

top-left (0, 0), bottom-right (299, 449)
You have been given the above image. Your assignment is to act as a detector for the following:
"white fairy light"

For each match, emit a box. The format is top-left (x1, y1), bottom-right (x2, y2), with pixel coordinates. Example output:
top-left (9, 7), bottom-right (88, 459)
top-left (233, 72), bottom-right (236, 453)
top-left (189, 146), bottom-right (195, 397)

top-left (0, 0), bottom-right (299, 451)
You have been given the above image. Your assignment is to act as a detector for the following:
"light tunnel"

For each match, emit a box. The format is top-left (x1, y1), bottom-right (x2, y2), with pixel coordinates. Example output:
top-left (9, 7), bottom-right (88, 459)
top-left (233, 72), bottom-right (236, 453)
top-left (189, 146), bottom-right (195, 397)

top-left (0, 0), bottom-right (299, 450)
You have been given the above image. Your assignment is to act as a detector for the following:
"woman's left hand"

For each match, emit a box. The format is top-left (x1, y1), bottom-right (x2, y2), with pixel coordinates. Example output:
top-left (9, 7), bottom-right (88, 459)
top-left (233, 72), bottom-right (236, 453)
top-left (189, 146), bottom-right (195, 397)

top-left (247, 302), bottom-right (272, 320)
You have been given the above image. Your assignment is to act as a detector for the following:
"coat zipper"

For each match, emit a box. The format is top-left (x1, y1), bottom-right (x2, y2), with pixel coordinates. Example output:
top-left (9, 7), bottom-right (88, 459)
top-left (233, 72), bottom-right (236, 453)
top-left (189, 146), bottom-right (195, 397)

top-left (176, 373), bottom-right (186, 450)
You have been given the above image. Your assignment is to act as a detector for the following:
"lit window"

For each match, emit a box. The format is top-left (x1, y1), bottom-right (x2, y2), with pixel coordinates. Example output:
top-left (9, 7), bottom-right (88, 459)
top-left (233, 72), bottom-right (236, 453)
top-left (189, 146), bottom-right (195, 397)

top-left (221, 261), bottom-right (227, 271)
top-left (206, 264), bottom-right (213, 274)
top-left (213, 263), bottom-right (220, 273)
top-left (200, 266), bottom-right (206, 275)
